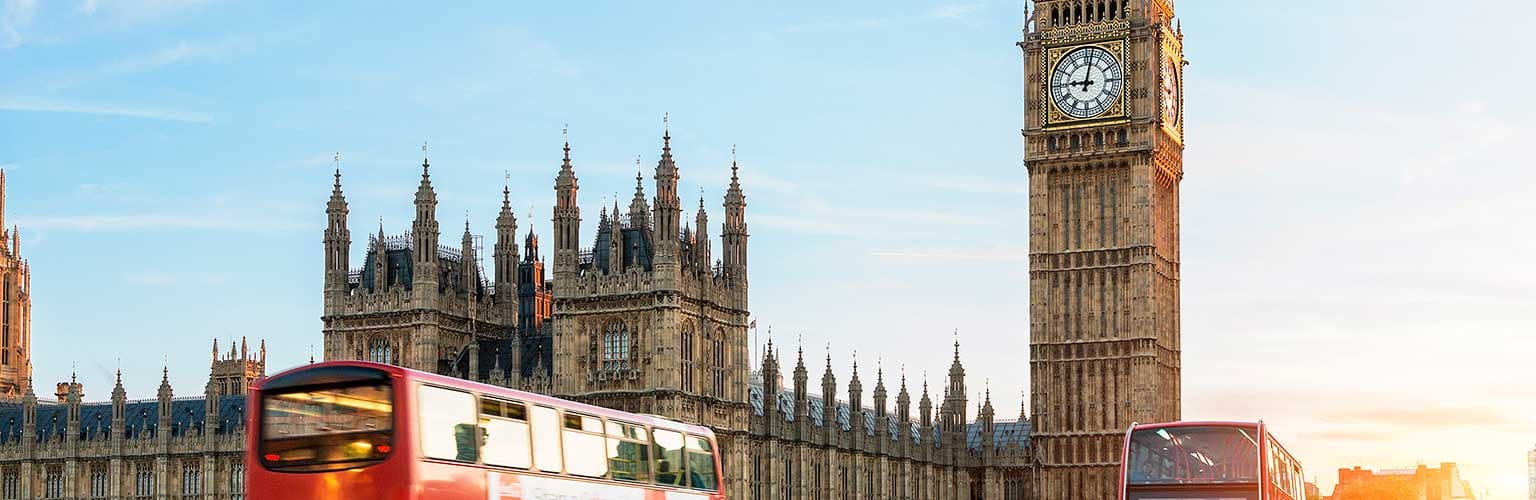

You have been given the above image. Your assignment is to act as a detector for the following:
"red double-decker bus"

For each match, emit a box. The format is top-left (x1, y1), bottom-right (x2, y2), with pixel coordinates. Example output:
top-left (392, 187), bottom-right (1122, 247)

top-left (247, 361), bottom-right (725, 499)
top-left (1119, 421), bottom-right (1305, 500)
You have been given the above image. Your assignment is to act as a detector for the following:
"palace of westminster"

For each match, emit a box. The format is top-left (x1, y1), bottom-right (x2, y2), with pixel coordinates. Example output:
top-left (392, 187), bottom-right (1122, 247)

top-left (0, 1), bottom-right (1184, 498)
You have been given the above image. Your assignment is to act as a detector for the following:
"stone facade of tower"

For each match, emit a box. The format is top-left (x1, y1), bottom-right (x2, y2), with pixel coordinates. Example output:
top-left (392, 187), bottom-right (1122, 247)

top-left (320, 158), bottom-right (537, 381)
top-left (546, 129), bottom-right (750, 428)
top-left (0, 171), bottom-right (32, 400)
top-left (1021, 0), bottom-right (1185, 497)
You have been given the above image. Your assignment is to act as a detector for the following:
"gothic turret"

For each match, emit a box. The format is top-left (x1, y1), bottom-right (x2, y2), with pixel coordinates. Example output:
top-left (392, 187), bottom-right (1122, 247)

top-left (873, 361), bottom-right (888, 419)
top-left (694, 196), bottom-right (710, 273)
top-left (721, 151), bottom-right (748, 282)
top-left (820, 351), bottom-right (837, 425)
top-left (552, 134), bottom-right (580, 287)
top-left (494, 179), bottom-right (520, 327)
top-left (653, 117), bottom-right (682, 240)
top-left (156, 366), bottom-right (173, 441)
top-left (111, 369), bottom-right (126, 440)
top-left (64, 372), bottom-right (81, 443)
top-left (942, 338), bottom-right (968, 433)
top-left (919, 375), bottom-right (933, 428)
top-left (847, 355), bottom-right (863, 417)
top-left (21, 369), bottom-right (35, 453)
top-left (792, 344), bottom-right (808, 418)
top-left (980, 384), bottom-right (996, 450)
top-left (324, 162), bottom-right (351, 314)
top-left (412, 149), bottom-right (441, 302)
top-left (896, 368), bottom-right (911, 423)
top-left (461, 218), bottom-right (480, 295)
top-left (629, 168), bottom-right (650, 231)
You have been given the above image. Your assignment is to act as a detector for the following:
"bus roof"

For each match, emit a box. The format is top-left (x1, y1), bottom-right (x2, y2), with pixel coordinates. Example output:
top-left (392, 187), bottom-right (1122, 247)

top-left (1130, 420), bottom-right (1301, 465)
top-left (257, 360), bottom-right (715, 437)
top-left (1130, 420), bottom-right (1259, 431)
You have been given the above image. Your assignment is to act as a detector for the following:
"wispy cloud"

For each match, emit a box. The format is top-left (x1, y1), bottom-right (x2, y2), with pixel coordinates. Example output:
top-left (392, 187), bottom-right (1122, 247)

top-left (871, 246), bottom-right (1027, 261)
top-left (17, 213), bottom-right (299, 232)
top-left (76, 0), bottom-right (95, 15)
top-left (929, 4), bottom-right (981, 20)
top-left (0, 97), bottom-right (211, 123)
top-left (930, 179), bottom-right (1028, 194)
top-left (126, 271), bottom-right (232, 286)
top-left (103, 40), bottom-right (223, 74)
top-left (2, 0), bottom-right (37, 49)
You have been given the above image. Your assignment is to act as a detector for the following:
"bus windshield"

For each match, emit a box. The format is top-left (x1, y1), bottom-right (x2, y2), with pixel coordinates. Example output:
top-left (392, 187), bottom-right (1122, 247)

top-left (1127, 425), bottom-right (1260, 485)
top-left (261, 382), bottom-right (394, 472)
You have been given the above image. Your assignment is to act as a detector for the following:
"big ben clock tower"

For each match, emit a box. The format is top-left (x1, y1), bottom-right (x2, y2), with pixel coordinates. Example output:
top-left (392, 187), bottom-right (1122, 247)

top-left (1020, 0), bottom-right (1184, 498)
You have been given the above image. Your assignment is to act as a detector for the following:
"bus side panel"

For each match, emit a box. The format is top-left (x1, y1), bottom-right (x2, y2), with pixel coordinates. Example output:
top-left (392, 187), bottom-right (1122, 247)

top-left (414, 460), bottom-right (488, 499)
top-left (246, 460), bottom-right (414, 500)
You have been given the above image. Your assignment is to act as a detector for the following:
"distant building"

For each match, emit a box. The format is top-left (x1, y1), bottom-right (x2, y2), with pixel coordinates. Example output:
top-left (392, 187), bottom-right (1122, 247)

top-left (1305, 481), bottom-right (1320, 500)
top-left (1333, 463), bottom-right (1477, 500)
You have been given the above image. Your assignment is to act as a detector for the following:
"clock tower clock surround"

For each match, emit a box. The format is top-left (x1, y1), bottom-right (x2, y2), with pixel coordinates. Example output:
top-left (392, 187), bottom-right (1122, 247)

top-left (1020, 0), bottom-right (1184, 498)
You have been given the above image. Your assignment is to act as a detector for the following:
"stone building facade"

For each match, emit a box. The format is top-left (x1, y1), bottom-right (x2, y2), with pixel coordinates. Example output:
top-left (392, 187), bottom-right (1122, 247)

top-left (0, 1), bottom-right (1192, 495)
top-left (0, 170), bottom-right (32, 399)
top-left (0, 343), bottom-right (260, 499)
top-left (1020, 0), bottom-right (1185, 497)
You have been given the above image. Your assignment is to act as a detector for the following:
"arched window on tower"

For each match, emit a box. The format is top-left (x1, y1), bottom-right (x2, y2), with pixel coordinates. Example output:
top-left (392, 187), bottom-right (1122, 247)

top-left (1110, 0), bottom-right (1119, 19)
top-left (602, 322), bottom-right (630, 371)
top-left (1051, 6), bottom-right (1059, 26)
top-left (368, 337), bottom-right (391, 364)
top-left (1047, 136), bottom-right (1058, 153)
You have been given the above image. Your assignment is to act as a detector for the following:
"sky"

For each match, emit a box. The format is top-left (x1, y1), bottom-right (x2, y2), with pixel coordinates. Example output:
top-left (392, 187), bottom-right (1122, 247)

top-left (2, 0), bottom-right (1535, 497)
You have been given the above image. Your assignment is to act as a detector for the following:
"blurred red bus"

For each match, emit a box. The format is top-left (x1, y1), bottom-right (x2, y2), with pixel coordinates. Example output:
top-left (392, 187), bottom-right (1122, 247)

top-left (247, 360), bottom-right (725, 499)
top-left (1118, 421), bottom-right (1304, 500)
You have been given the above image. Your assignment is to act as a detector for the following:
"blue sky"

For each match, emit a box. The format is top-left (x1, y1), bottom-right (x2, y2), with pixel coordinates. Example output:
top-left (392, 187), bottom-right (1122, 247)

top-left (3, 0), bottom-right (1535, 496)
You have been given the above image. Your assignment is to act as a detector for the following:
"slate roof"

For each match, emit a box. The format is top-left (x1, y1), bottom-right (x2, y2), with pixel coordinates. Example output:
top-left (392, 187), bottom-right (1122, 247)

top-left (747, 385), bottom-right (1030, 449)
top-left (0, 395), bottom-right (247, 443)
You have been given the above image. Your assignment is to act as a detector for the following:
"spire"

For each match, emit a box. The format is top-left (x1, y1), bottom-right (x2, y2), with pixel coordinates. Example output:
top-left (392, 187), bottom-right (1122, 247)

top-left (653, 114), bottom-right (681, 238)
top-left (330, 152), bottom-right (345, 198)
top-left (629, 157), bottom-right (651, 230)
top-left (421, 141), bottom-right (430, 173)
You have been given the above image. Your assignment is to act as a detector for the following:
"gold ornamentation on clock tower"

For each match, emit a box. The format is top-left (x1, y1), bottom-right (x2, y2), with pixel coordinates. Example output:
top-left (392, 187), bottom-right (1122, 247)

top-left (1020, 0), bottom-right (1184, 497)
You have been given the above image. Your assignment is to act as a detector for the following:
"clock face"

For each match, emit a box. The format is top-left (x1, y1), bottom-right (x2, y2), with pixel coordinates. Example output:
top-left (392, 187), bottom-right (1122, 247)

top-left (1050, 46), bottom-right (1123, 119)
top-left (1161, 56), bottom-right (1180, 126)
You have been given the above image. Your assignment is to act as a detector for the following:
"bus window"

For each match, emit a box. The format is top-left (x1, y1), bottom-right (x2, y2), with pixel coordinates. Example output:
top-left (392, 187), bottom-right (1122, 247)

top-left (653, 429), bottom-right (687, 487)
top-left (417, 385), bottom-right (478, 462)
top-left (529, 405), bottom-right (562, 473)
top-left (479, 398), bottom-right (532, 469)
top-left (686, 434), bottom-right (718, 491)
top-left (606, 421), bottom-right (651, 483)
top-left (260, 381), bottom-right (393, 472)
top-left (562, 413), bottom-right (609, 478)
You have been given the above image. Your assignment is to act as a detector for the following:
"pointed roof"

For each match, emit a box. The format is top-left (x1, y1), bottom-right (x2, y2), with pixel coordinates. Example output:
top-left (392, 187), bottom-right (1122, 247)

top-left (556, 127), bottom-right (578, 192)
top-left (328, 154), bottom-right (347, 208)
top-left (497, 171), bottom-right (516, 227)
top-left (415, 143), bottom-right (436, 206)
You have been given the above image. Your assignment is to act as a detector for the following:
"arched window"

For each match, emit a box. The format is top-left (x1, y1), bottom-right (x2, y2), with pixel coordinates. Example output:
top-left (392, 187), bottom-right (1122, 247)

top-left (368, 337), bottom-right (391, 364)
top-left (602, 322), bottom-right (630, 371)
top-left (1086, 2), bottom-right (1095, 21)
top-left (1047, 136), bottom-right (1058, 152)
top-left (1117, 129), bottom-right (1128, 145)
top-left (1098, 1), bottom-right (1106, 21)
top-left (1110, 0), bottom-right (1119, 19)
top-left (1051, 6), bottom-right (1059, 26)
top-left (1069, 135), bottom-right (1080, 150)
top-left (1094, 132), bottom-right (1104, 148)
top-left (1074, 3), bottom-right (1083, 23)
